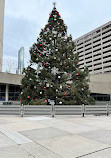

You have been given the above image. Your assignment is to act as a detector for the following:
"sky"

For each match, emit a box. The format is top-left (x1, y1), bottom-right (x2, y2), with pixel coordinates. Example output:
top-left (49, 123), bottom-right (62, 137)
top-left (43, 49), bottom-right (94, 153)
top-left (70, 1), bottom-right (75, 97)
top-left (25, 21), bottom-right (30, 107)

top-left (3, 0), bottom-right (111, 72)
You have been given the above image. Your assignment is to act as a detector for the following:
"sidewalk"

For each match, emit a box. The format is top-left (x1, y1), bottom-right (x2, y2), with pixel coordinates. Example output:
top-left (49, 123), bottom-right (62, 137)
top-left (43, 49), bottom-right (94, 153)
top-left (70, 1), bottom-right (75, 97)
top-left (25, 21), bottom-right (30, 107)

top-left (0, 115), bottom-right (111, 158)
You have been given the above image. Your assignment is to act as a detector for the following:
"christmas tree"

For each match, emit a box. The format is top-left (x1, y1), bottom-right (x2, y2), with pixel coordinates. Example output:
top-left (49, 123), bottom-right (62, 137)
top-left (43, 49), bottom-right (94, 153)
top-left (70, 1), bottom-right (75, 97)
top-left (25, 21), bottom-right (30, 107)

top-left (21, 3), bottom-right (95, 105)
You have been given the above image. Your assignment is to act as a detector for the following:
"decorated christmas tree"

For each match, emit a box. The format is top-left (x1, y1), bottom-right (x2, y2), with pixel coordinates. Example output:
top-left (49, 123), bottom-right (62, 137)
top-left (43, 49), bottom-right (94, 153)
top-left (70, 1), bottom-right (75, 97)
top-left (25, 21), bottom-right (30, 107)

top-left (21, 3), bottom-right (95, 105)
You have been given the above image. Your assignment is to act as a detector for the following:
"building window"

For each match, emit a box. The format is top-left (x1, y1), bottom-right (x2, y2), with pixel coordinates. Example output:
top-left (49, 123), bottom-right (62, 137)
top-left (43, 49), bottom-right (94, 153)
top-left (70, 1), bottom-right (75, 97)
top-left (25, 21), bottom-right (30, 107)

top-left (9, 85), bottom-right (21, 101)
top-left (102, 34), bottom-right (111, 40)
top-left (102, 29), bottom-right (111, 35)
top-left (102, 24), bottom-right (111, 31)
top-left (0, 85), bottom-right (5, 101)
top-left (91, 93), bottom-right (110, 101)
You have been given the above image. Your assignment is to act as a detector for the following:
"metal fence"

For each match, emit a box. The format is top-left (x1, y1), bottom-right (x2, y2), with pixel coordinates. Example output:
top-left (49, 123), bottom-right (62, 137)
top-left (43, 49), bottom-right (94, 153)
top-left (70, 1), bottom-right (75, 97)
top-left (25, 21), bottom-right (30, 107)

top-left (0, 104), bottom-right (111, 117)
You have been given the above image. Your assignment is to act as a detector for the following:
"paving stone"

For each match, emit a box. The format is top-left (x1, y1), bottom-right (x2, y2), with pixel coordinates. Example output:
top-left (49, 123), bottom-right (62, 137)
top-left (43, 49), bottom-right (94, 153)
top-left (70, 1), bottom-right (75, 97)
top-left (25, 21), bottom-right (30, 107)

top-left (79, 130), bottom-right (111, 145)
top-left (82, 148), bottom-right (111, 158)
top-left (25, 116), bottom-right (52, 121)
top-left (8, 121), bottom-right (47, 132)
top-left (21, 142), bottom-right (61, 158)
top-left (0, 132), bottom-right (16, 148)
top-left (0, 116), bottom-right (27, 124)
top-left (0, 145), bottom-right (33, 158)
top-left (37, 135), bottom-right (110, 158)
top-left (39, 119), bottom-right (99, 134)
top-left (0, 124), bottom-right (32, 144)
top-left (20, 127), bottom-right (68, 141)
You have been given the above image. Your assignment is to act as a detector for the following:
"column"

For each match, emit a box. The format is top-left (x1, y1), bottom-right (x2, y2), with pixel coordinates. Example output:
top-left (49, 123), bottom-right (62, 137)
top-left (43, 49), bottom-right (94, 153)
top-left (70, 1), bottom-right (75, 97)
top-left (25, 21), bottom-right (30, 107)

top-left (110, 94), bottom-right (111, 103)
top-left (5, 84), bottom-right (9, 101)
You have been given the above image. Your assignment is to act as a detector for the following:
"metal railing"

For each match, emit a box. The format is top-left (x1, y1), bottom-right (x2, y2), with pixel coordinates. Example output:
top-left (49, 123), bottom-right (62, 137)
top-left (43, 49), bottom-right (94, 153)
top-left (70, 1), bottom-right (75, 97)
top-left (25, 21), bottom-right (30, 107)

top-left (0, 104), bottom-right (111, 117)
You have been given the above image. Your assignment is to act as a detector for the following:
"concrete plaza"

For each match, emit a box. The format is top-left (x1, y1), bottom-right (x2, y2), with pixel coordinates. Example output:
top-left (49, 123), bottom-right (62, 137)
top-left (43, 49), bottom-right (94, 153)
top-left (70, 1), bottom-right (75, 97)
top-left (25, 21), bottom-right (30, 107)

top-left (0, 115), bottom-right (111, 158)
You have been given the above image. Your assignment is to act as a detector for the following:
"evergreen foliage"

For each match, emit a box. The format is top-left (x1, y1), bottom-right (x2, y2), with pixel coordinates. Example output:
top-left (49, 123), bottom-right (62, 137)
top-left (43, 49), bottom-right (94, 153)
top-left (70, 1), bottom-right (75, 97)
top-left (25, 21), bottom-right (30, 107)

top-left (21, 4), bottom-right (95, 105)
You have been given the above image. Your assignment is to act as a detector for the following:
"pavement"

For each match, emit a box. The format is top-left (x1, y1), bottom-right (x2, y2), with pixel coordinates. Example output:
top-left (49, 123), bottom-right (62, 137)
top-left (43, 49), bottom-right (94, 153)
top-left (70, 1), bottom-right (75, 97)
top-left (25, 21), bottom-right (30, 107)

top-left (0, 115), bottom-right (111, 158)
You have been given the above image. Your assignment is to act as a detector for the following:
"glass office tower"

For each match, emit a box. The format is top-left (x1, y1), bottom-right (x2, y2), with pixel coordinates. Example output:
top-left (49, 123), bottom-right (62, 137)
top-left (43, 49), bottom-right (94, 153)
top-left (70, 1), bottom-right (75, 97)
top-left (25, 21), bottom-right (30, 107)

top-left (18, 47), bottom-right (24, 74)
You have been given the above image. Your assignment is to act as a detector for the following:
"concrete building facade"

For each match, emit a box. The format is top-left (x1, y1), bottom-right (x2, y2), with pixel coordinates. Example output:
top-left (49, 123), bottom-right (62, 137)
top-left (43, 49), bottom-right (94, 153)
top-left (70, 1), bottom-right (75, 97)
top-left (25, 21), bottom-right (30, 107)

top-left (0, 0), bottom-right (5, 71)
top-left (0, 72), bottom-right (23, 103)
top-left (74, 21), bottom-right (111, 75)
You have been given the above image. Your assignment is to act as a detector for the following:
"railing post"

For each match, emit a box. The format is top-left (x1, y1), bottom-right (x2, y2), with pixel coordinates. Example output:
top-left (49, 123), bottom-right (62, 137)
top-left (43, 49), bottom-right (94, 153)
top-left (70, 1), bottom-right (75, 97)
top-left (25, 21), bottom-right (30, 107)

top-left (52, 104), bottom-right (55, 117)
top-left (21, 104), bottom-right (24, 117)
top-left (107, 104), bottom-right (109, 116)
top-left (82, 104), bottom-right (85, 117)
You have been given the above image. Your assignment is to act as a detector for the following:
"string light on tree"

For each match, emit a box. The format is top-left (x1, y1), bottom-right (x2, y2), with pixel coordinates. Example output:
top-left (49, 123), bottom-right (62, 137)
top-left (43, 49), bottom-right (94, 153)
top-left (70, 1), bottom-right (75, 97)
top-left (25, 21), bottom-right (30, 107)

top-left (20, 3), bottom-right (95, 105)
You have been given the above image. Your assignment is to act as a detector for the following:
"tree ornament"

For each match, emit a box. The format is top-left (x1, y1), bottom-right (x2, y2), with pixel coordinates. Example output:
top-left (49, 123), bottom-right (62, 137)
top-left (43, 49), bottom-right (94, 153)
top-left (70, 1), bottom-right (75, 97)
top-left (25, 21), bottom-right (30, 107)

top-left (60, 85), bottom-right (62, 89)
top-left (45, 100), bottom-right (47, 102)
top-left (51, 67), bottom-right (59, 75)
top-left (59, 101), bottom-right (62, 104)
top-left (27, 96), bottom-right (30, 99)
top-left (46, 83), bottom-right (49, 87)
top-left (21, 5), bottom-right (95, 106)
top-left (35, 98), bottom-right (37, 100)
top-left (78, 73), bottom-right (80, 76)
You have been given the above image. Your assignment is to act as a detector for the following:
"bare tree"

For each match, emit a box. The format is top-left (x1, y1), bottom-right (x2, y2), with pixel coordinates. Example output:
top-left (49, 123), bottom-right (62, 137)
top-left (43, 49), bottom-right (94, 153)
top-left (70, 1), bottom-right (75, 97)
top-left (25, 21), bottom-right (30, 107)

top-left (3, 56), bottom-right (18, 74)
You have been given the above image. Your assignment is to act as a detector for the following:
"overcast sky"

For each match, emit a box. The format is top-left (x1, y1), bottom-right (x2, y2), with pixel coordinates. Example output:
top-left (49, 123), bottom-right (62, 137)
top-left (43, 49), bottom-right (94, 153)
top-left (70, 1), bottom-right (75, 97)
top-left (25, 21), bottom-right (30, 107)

top-left (3, 0), bottom-right (111, 71)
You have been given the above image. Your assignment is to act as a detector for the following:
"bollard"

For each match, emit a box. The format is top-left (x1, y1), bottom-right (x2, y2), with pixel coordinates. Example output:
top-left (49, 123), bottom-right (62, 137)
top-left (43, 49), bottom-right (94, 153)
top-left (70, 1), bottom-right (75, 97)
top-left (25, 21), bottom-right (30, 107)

top-left (82, 104), bottom-right (85, 117)
top-left (107, 104), bottom-right (109, 116)
top-left (52, 104), bottom-right (55, 117)
top-left (21, 104), bottom-right (24, 117)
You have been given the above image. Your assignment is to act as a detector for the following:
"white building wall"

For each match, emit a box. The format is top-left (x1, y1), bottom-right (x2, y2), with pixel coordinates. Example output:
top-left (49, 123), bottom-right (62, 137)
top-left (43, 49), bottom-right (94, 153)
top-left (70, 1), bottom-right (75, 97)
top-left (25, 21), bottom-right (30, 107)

top-left (0, 0), bottom-right (5, 72)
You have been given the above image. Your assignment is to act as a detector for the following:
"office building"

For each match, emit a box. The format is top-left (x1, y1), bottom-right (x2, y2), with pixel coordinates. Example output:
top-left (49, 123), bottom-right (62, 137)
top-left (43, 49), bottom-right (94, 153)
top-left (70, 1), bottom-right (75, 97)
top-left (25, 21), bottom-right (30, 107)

top-left (74, 21), bottom-right (111, 75)
top-left (0, 72), bottom-right (23, 103)
top-left (0, 0), bottom-right (5, 71)
top-left (18, 47), bottom-right (24, 74)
